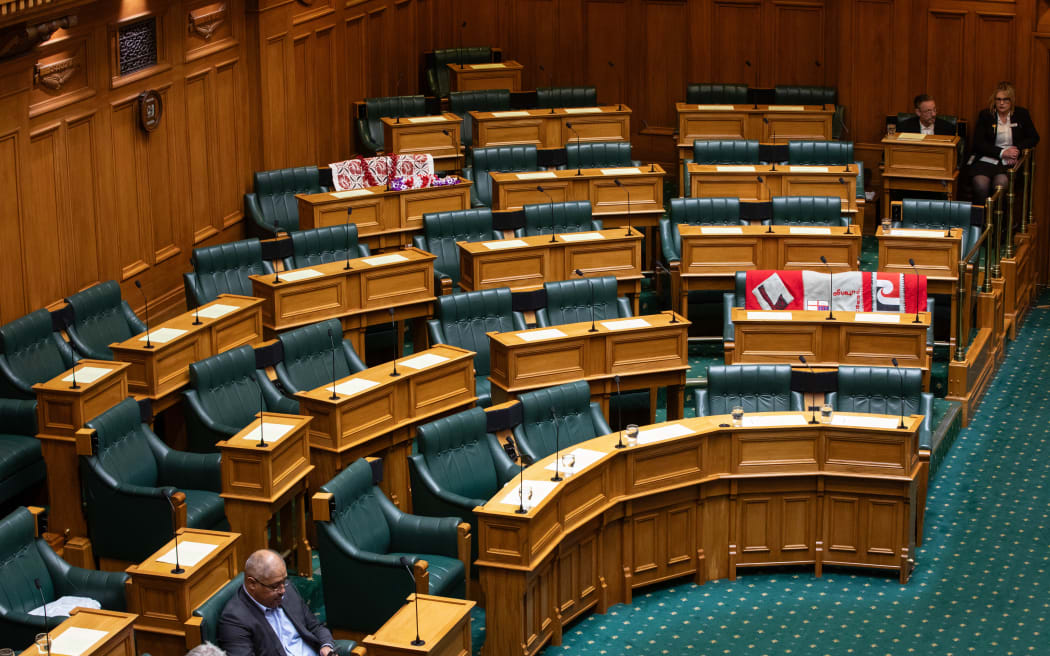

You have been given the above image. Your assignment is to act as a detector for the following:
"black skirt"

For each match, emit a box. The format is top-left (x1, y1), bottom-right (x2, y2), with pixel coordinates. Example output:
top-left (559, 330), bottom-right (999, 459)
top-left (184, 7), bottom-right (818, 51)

top-left (969, 158), bottom-right (1008, 179)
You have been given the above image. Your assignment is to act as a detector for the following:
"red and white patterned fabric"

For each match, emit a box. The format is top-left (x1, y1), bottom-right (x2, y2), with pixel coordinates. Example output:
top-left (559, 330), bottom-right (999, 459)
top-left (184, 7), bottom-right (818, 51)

top-left (329, 154), bottom-right (435, 191)
top-left (743, 270), bottom-right (927, 314)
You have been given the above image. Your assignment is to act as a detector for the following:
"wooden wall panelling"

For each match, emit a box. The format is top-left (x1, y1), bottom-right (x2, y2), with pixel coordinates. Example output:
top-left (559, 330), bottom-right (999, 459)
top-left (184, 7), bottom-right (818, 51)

top-left (365, 4), bottom-right (388, 97)
top-left (709, 1), bottom-right (763, 88)
top-left (768, 1), bottom-right (827, 87)
top-left (846, 0), bottom-right (901, 147)
top-left (638, 0), bottom-right (689, 129)
top-left (973, 10), bottom-right (1016, 113)
top-left (582, 0), bottom-right (628, 106)
top-left (924, 9), bottom-right (968, 119)
top-left (505, 0), bottom-right (557, 92)
top-left (0, 118), bottom-right (27, 319)
top-left (344, 9), bottom-right (368, 105)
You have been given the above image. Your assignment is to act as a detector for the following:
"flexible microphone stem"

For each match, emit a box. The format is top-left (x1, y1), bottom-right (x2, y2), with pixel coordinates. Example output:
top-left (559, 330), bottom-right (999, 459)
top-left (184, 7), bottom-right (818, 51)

top-left (820, 255), bottom-right (835, 320)
top-left (256, 384), bottom-right (267, 448)
top-left (840, 179), bottom-right (853, 234)
top-left (798, 355), bottom-right (820, 424)
top-left (550, 408), bottom-right (562, 482)
top-left (614, 374), bottom-right (625, 448)
top-left (69, 361), bottom-right (79, 390)
top-left (514, 453), bottom-right (534, 514)
top-left (344, 208), bottom-right (353, 270)
top-left (574, 269), bottom-right (597, 332)
top-left (328, 328), bottom-right (339, 400)
top-left (272, 224), bottom-right (282, 283)
top-left (134, 280), bottom-right (152, 349)
top-left (763, 118), bottom-right (777, 172)
top-left (164, 493), bottom-right (185, 574)
top-left (566, 123), bottom-right (583, 176)
top-left (192, 300), bottom-right (202, 325)
top-left (759, 176), bottom-right (774, 233)
top-left (608, 60), bottom-right (623, 111)
top-left (537, 185), bottom-right (556, 243)
top-left (34, 578), bottom-right (51, 656)
top-left (892, 358), bottom-right (907, 429)
top-left (539, 65), bottom-right (555, 114)
top-left (398, 557), bottom-right (426, 646)
top-left (908, 259), bottom-right (922, 324)
top-left (653, 262), bottom-right (679, 323)
top-left (389, 308), bottom-right (400, 377)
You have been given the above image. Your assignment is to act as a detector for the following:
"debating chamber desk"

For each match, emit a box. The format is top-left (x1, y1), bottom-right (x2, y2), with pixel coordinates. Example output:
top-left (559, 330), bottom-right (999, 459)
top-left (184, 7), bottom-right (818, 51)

top-left (488, 165), bottom-right (665, 220)
top-left (687, 163), bottom-right (858, 211)
top-left (880, 132), bottom-right (960, 220)
top-left (676, 103), bottom-right (834, 160)
top-left (469, 106), bottom-right (631, 150)
top-left (475, 411), bottom-right (929, 656)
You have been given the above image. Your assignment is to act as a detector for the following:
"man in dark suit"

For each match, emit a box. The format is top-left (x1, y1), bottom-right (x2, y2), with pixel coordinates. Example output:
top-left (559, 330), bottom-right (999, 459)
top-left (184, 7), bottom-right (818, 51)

top-left (897, 94), bottom-right (957, 135)
top-left (218, 549), bottom-right (336, 656)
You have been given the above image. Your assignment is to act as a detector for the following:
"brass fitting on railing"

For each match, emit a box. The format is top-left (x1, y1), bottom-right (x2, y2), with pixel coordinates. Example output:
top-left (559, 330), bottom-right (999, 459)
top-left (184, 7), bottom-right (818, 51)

top-left (1003, 168), bottom-right (1016, 259)
top-left (990, 186), bottom-right (1004, 279)
top-left (954, 257), bottom-right (968, 362)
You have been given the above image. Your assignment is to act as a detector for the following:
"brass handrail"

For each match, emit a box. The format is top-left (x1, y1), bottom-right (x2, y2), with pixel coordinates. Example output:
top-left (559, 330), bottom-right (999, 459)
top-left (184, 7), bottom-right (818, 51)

top-left (1002, 149), bottom-right (1031, 258)
top-left (955, 216), bottom-right (994, 361)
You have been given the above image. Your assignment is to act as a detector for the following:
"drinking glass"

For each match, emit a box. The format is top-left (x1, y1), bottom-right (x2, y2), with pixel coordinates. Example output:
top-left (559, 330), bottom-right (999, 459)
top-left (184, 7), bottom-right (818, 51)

top-left (625, 424), bottom-right (639, 446)
top-left (731, 405), bottom-right (744, 427)
top-left (820, 404), bottom-right (834, 424)
top-left (561, 452), bottom-right (576, 474)
top-left (35, 634), bottom-right (50, 655)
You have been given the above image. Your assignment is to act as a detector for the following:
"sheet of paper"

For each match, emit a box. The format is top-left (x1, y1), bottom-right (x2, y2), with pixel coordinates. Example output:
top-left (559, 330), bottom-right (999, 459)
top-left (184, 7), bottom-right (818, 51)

top-left (772, 105), bottom-right (805, 111)
top-left (516, 328), bottom-right (566, 342)
top-left (280, 268), bottom-right (324, 282)
top-left (831, 414), bottom-right (901, 429)
top-left (197, 303), bottom-right (238, 319)
top-left (240, 421), bottom-right (296, 443)
top-left (516, 171), bottom-right (557, 180)
top-left (741, 414), bottom-right (807, 428)
top-left (700, 226), bottom-right (743, 235)
top-left (895, 132), bottom-right (925, 141)
top-left (600, 167), bottom-right (642, 175)
top-left (50, 627), bottom-right (109, 656)
top-left (332, 378), bottom-right (379, 396)
top-left (470, 63), bottom-right (506, 69)
top-left (715, 165), bottom-right (756, 172)
top-left (362, 253), bottom-right (408, 266)
top-left (500, 480), bottom-right (559, 508)
top-left (330, 189), bottom-right (373, 199)
top-left (157, 540), bottom-right (218, 568)
top-left (406, 116), bottom-right (446, 123)
top-left (558, 232), bottom-right (604, 242)
top-left (399, 353), bottom-right (449, 370)
top-left (29, 595), bottom-right (101, 617)
top-left (600, 318), bottom-right (651, 330)
top-left (890, 229), bottom-right (947, 239)
top-left (854, 313), bottom-right (901, 323)
top-left (563, 107), bottom-right (603, 114)
top-left (788, 166), bottom-right (830, 173)
top-left (483, 239), bottom-right (528, 249)
top-left (747, 311), bottom-right (791, 321)
top-left (490, 110), bottom-right (531, 117)
top-left (788, 226), bottom-right (832, 235)
top-left (139, 327), bottom-right (187, 344)
top-left (637, 423), bottom-right (693, 445)
top-left (544, 447), bottom-right (606, 475)
top-left (695, 104), bottom-right (735, 110)
top-left (62, 366), bottom-right (112, 384)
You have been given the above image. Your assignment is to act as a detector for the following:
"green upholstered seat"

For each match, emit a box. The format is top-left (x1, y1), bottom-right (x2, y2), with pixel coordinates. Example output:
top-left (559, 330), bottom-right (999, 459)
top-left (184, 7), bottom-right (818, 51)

top-left (511, 381), bottom-right (611, 462)
top-left (183, 239), bottom-right (273, 308)
top-left (449, 89), bottom-right (511, 150)
top-left (274, 318), bottom-right (366, 395)
top-left (428, 47), bottom-right (496, 98)
top-left (896, 200), bottom-right (981, 261)
top-left (282, 225), bottom-right (370, 271)
top-left (0, 507), bottom-right (128, 646)
top-left (565, 141), bottom-right (639, 169)
top-left (683, 139), bottom-right (761, 195)
top-left (536, 87), bottom-right (598, 109)
top-left (81, 398), bottom-right (226, 563)
top-left (0, 399), bottom-right (45, 507)
top-left (0, 308), bottom-right (77, 400)
top-left (660, 197), bottom-right (745, 262)
top-left (519, 200), bottom-right (602, 237)
top-left (785, 140), bottom-right (863, 199)
top-left (771, 196), bottom-right (848, 227)
top-left (465, 145), bottom-right (539, 207)
top-left (535, 276), bottom-right (632, 327)
top-left (356, 95), bottom-right (427, 155)
top-left (827, 366), bottom-right (933, 449)
top-left (317, 458), bottom-right (467, 634)
top-left (694, 364), bottom-right (804, 417)
top-left (190, 572), bottom-right (243, 646)
top-left (426, 288), bottom-right (527, 407)
top-left (64, 281), bottom-right (146, 360)
top-left (412, 208), bottom-right (496, 291)
top-left (686, 83), bottom-right (748, 105)
top-left (183, 345), bottom-right (299, 452)
top-left (774, 85), bottom-right (836, 106)
top-left (244, 166), bottom-right (326, 237)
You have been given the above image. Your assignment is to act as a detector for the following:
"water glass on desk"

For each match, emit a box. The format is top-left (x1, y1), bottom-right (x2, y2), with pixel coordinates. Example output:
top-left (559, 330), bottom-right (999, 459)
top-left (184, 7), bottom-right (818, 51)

top-left (820, 404), bottom-right (833, 424)
top-left (625, 424), bottom-right (639, 447)
top-left (561, 452), bottom-right (576, 474)
top-left (881, 216), bottom-right (892, 233)
top-left (731, 406), bottom-right (744, 427)
top-left (35, 634), bottom-right (50, 654)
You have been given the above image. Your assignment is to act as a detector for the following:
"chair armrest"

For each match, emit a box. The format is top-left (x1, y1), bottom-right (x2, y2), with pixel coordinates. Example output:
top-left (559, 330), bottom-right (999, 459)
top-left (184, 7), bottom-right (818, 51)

top-left (118, 301), bottom-right (147, 338)
top-left (616, 297), bottom-right (632, 318)
top-left (427, 320), bottom-right (446, 346)
top-left (388, 512), bottom-right (462, 558)
top-left (589, 401), bottom-right (611, 435)
top-left (0, 356), bottom-right (35, 397)
top-left (511, 312), bottom-right (528, 331)
top-left (412, 235), bottom-right (427, 250)
top-left (158, 448), bottom-right (222, 493)
top-left (407, 455), bottom-right (487, 518)
top-left (722, 292), bottom-right (736, 341)
top-left (790, 391), bottom-right (806, 412)
top-left (256, 370), bottom-right (299, 415)
top-left (919, 392), bottom-right (934, 450)
top-left (694, 389), bottom-right (709, 417)
top-left (659, 218), bottom-right (681, 262)
top-left (87, 457), bottom-right (175, 500)
top-left (182, 391), bottom-right (242, 438)
top-left (425, 68), bottom-right (441, 98)
top-left (340, 341), bottom-right (367, 374)
top-left (590, 219), bottom-right (603, 230)
top-left (534, 308), bottom-right (550, 328)
top-left (826, 391), bottom-right (839, 409)
top-left (183, 273), bottom-right (204, 310)
top-left (355, 119), bottom-right (382, 155)
top-left (682, 157), bottom-right (693, 196)
top-left (41, 541), bottom-right (128, 610)
top-left (0, 397), bottom-right (38, 435)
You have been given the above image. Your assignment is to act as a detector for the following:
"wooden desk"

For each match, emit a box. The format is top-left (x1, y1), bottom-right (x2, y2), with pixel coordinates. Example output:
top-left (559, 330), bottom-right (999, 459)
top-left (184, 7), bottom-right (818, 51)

top-left (382, 113), bottom-right (464, 172)
top-left (294, 344), bottom-right (477, 509)
top-left (217, 413), bottom-right (314, 575)
top-left (470, 106), bottom-right (631, 150)
top-left (475, 412), bottom-right (927, 656)
top-left (109, 295), bottom-right (264, 404)
top-left (880, 133), bottom-right (960, 219)
top-left (363, 594), bottom-right (475, 656)
top-left (25, 607), bottom-right (138, 656)
top-left (32, 361), bottom-right (130, 539)
top-left (676, 102), bottom-right (834, 160)
top-left (687, 163), bottom-right (858, 212)
top-left (489, 165), bottom-right (664, 220)
top-left (487, 312), bottom-right (690, 421)
top-left (125, 528), bottom-right (240, 656)
top-left (457, 229), bottom-right (643, 313)
top-left (296, 178), bottom-right (472, 252)
top-left (249, 249), bottom-right (435, 355)
top-left (448, 60), bottom-right (523, 92)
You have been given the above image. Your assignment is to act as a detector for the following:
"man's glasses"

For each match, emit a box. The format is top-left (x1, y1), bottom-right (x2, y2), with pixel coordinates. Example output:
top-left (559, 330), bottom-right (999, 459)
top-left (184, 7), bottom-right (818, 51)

top-left (250, 576), bottom-right (288, 591)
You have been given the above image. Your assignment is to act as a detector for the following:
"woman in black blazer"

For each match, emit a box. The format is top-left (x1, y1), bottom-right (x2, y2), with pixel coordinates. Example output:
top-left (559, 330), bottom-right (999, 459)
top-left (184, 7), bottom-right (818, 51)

top-left (970, 82), bottom-right (1040, 201)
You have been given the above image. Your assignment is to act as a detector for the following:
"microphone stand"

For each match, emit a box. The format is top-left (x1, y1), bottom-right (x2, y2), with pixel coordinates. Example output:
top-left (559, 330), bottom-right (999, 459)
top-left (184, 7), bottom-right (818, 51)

top-left (398, 556), bottom-right (426, 646)
top-left (272, 224), bottom-right (282, 283)
top-left (539, 64), bottom-right (555, 114)
top-left (389, 308), bottom-right (400, 377)
top-left (164, 492), bottom-right (185, 574)
top-left (614, 374), bottom-right (625, 448)
top-left (328, 328), bottom-right (340, 400)
top-left (574, 269), bottom-right (598, 332)
top-left (192, 301), bottom-right (202, 326)
top-left (344, 208), bottom-right (353, 270)
top-left (614, 179), bottom-right (632, 236)
top-left (892, 358), bottom-right (907, 429)
top-left (34, 578), bottom-right (52, 656)
top-left (566, 123), bottom-right (583, 176)
top-left (820, 255), bottom-right (835, 320)
top-left (798, 355), bottom-right (820, 424)
top-left (764, 118), bottom-right (777, 172)
top-left (608, 60), bottom-right (623, 110)
top-left (549, 408), bottom-right (562, 482)
top-left (537, 185), bottom-right (556, 243)
top-left (908, 259), bottom-right (922, 323)
top-left (134, 280), bottom-right (153, 349)
top-left (653, 262), bottom-right (680, 323)
top-left (256, 384), bottom-right (267, 448)
top-left (69, 361), bottom-right (80, 390)
top-left (839, 179), bottom-right (853, 234)
top-left (759, 176), bottom-right (774, 233)
top-left (514, 452), bottom-right (535, 514)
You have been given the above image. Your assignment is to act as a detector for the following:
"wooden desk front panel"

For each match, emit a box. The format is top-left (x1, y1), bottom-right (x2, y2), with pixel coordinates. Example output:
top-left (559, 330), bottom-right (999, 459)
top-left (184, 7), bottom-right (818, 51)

top-left (119, 337), bottom-right (204, 399)
top-left (589, 174), bottom-right (663, 217)
top-left (777, 235), bottom-right (859, 270)
top-left (678, 112), bottom-right (748, 145)
top-left (491, 168), bottom-right (662, 212)
top-left (460, 246), bottom-right (549, 291)
top-left (779, 174), bottom-right (854, 207)
top-left (735, 480), bottom-right (819, 567)
top-left (877, 230), bottom-right (960, 283)
top-left (475, 115), bottom-right (554, 148)
top-left (449, 65), bottom-right (522, 92)
top-left (882, 135), bottom-right (959, 178)
top-left (681, 235), bottom-right (761, 275)
top-left (691, 175), bottom-right (766, 201)
top-left (759, 114), bottom-right (832, 141)
top-left (562, 113), bottom-right (630, 143)
top-left (35, 362), bottom-right (130, 438)
top-left (562, 239), bottom-right (641, 281)
top-left (382, 114), bottom-right (462, 163)
top-left (494, 177), bottom-right (577, 210)
top-left (259, 276), bottom-right (347, 329)
top-left (357, 257), bottom-right (434, 310)
top-left (678, 227), bottom-right (860, 278)
top-left (402, 185), bottom-right (472, 230)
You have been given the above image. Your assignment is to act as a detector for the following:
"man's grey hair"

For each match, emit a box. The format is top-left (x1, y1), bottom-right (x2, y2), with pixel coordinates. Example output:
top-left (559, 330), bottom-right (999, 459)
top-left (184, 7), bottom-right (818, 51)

top-left (186, 643), bottom-right (226, 656)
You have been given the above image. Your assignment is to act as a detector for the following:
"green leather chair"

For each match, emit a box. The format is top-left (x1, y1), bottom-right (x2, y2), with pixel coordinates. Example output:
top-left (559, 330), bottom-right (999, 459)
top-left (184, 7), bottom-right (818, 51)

top-left (449, 89), bottom-right (511, 150)
top-left (281, 225), bottom-right (370, 271)
top-left (356, 95), bottom-right (427, 155)
top-left (518, 200), bottom-right (602, 237)
top-left (0, 308), bottom-right (78, 429)
top-left (786, 140), bottom-right (864, 199)
top-left (426, 288), bottom-right (527, 407)
top-left (0, 507), bottom-right (128, 646)
top-left (427, 47), bottom-right (497, 98)
top-left (80, 398), bottom-right (227, 563)
top-left (317, 458), bottom-right (468, 634)
top-left (64, 281), bottom-right (146, 360)
top-left (827, 366), bottom-right (933, 449)
top-left (183, 239), bottom-right (274, 309)
top-left (273, 318), bottom-right (366, 395)
top-left (565, 141), bottom-right (640, 170)
top-left (465, 145), bottom-right (539, 207)
top-left (511, 381), bottom-right (611, 462)
top-left (0, 399), bottom-right (45, 507)
top-left (536, 87), bottom-right (598, 109)
top-left (660, 197), bottom-right (746, 264)
top-left (412, 208), bottom-right (497, 294)
top-left (535, 276), bottom-right (631, 328)
top-left (694, 364), bottom-right (804, 417)
top-left (771, 196), bottom-right (848, 227)
top-left (244, 166), bottom-right (326, 237)
top-left (775, 86), bottom-right (843, 138)
top-left (683, 139), bottom-right (761, 195)
top-left (183, 345), bottom-right (299, 452)
top-left (686, 83), bottom-right (748, 105)
top-left (895, 200), bottom-right (981, 261)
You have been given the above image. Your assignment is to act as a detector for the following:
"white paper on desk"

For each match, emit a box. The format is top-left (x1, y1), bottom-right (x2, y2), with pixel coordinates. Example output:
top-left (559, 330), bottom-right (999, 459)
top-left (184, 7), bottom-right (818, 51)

top-left (747, 311), bottom-right (791, 321)
top-left (332, 378), bottom-right (379, 396)
top-left (600, 318), bottom-right (650, 330)
top-left (831, 414), bottom-right (901, 429)
top-left (280, 269), bottom-right (324, 282)
top-left (695, 104), bottom-right (735, 110)
top-left (890, 229), bottom-right (945, 239)
top-left (241, 422), bottom-right (296, 443)
top-left (600, 167), bottom-right (642, 175)
top-left (788, 166), bottom-right (830, 173)
top-left (483, 239), bottom-right (527, 249)
top-left (854, 313), bottom-right (901, 323)
top-left (157, 540), bottom-right (218, 568)
top-left (470, 63), bottom-right (506, 69)
top-left (490, 111), bottom-right (530, 118)
top-left (516, 171), bottom-right (557, 180)
top-left (362, 253), bottom-right (408, 266)
top-left (701, 226), bottom-right (743, 235)
top-left (789, 226), bottom-right (831, 235)
top-left (715, 165), bottom-right (756, 172)
top-left (563, 107), bottom-right (603, 114)
top-left (139, 327), bottom-right (187, 344)
top-left (50, 627), bottom-right (108, 656)
top-left (516, 328), bottom-right (566, 342)
top-left (741, 414), bottom-right (807, 428)
top-left (406, 116), bottom-right (446, 123)
top-left (772, 105), bottom-right (805, 111)
top-left (895, 132), bottom-right (925, 141)
top-left (29, 595), bottom-right (100, 617)
top-left (399, 353), bottom-right (449, 370)
top-left (197, 303), bottom-right (238, 319)
top-left (330, 189), bottom-right (373, 199)
top-left (544, 448), bottom-right (605, 475)
top-left (637, 423), bottom-right (693, 445)
top-left (62, 367), bottom-right (112, 384)
top-left (501, 480), bottom-right (558, 508)
top-left (558, 232), bottom-right (604, 242)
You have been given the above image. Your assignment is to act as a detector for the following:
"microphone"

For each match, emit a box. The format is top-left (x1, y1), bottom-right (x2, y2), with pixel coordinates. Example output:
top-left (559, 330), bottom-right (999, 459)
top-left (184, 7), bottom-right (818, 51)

top-left (398, 556), bottom-right (426, 646)
top-left (271, 224), bottom-right (282, 283)
top-left (389, 308), bottom-right (400, 377)
top-left (69, 361), bottom-right (79, 390)
top-left (134, 280), bottom-right (153, 349)
top-left (192, 296), bottom-right (202, 325)
top-left (164, 492), bottom-right (185, 574)
top-left (565, 122), bottom-right (583, 176)
top-left (514, 451), bottom-right (535, 514)
top-left (395, 73), bottom-right (404, 123)
top-left (614, 374), bottom-right (625, 448)
top-left (908, 259), bottom-right (922, 324)
top-left (458, 20), bottom-right (467, 50)
top-left (640, 120), bottom-right (658, 172)
top-left (537, 185), bottom-right (557, 243)
top-left (892, 357), bottom-right (907, 429)
top-left (538, 64), bottom-right (555, 114)
top-left (820, 255), bottom-right (835, 320)
top-left (838, 179), bottom-right (853, 234)
top-left (797, 355), bottom-right (820, 424)
top-left (763, 118), bottom-right (777, 171)
top-left (757, 176), bottom-right (774, 233)
top-left (607, 60), bottom-right (623, 110)
top-left (549, 408), bottom-right (563, 482)
top-left (574, 269), bottom-right (598, 332)
top-left (653, 262), bottom-right (679, 323)
top-left (613, 178), bottom-right (632, 236)
top-left (34, 578), bottom-right (51, 656)
top-left (328, 328), bottom-right (339, 400)
top-left (344, 208), bottom-right (353, 270)
top-left (256, 383), bottom-right (267, 448)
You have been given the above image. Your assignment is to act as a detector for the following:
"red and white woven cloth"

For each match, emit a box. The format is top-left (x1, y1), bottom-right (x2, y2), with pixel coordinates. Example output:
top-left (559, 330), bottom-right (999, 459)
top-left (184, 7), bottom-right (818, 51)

top-left (743, 270), bottom-right (927, 314)
top-left (329, 153), bottom-right (435, 191)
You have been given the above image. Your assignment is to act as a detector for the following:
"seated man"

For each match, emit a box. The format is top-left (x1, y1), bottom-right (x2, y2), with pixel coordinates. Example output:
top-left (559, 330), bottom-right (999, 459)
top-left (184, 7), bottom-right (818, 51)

top-left (219, 549), bottom-right (335, 656)
top-left (897, 94), bottom-right (955, 135)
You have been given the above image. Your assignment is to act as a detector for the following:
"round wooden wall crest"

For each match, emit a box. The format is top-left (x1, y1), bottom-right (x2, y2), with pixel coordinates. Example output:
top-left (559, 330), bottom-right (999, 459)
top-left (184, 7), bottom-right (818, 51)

top-left (137, 89), bottom-right (163, 132)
